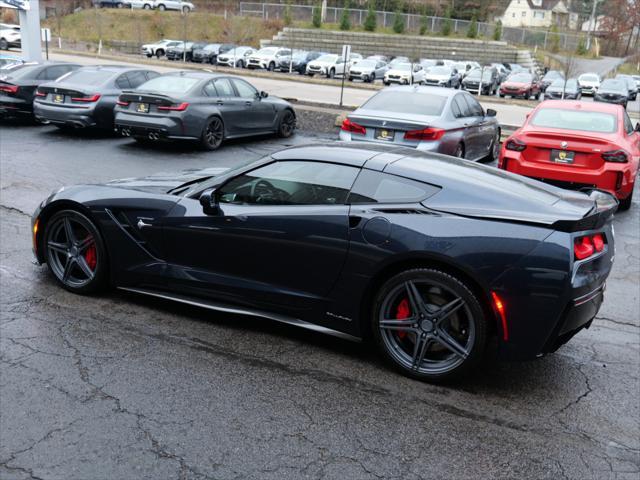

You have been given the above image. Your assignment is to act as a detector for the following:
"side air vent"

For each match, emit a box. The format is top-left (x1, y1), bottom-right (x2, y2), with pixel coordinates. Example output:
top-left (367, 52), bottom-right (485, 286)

top-left (105, 208), bottom-right (160, 259)
top-left (373, 208), bottom-right (437, 215)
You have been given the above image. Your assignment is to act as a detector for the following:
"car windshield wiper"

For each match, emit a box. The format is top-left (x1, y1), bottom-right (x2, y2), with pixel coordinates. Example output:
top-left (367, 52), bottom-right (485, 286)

top-left (167, 176), bottom-right (214, 195)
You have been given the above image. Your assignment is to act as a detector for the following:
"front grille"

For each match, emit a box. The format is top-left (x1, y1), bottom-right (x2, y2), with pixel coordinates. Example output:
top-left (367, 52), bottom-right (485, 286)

top-left (425, 80), bottom-right (439, 84)
top-left (389, 75), bottom-right (401, 80)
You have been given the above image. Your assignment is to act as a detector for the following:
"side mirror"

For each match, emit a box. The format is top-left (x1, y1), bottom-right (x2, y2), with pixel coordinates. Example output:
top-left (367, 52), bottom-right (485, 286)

top-left (260, 91), bottom-right (268, 99)
top-left (486, 108), bottom-right (497, 117)
top-left (199, 188), bottom-right (220, 215)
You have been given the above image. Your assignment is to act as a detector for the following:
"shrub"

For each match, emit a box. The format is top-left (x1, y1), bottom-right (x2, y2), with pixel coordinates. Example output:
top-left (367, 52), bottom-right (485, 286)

top-left (576, 37), bottom-right (587, 55)
top-left (283, 0), bottom-right (292, 26)
top-left (419, 7), bottom-right (428, 35)
top-left (493, 20), bottom-right (502, 41)
top-left (312, 2), bottom-right (322, 28)
top-left (393, 6), bottom-right (405, 34)
top-left (364, 0), bottom-right (377, 32)
top-left (467, 15), bottom-right (478, 38)
top-left (549, 25), bottom-right (560, 53)
top-left (441, 9), bottom-right (452, 36)
top-left (340, 0), bottom-right (351, 31)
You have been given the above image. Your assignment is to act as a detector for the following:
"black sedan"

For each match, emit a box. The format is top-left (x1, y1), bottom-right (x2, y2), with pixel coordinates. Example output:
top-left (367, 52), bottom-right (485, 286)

top-left (114, 72), bottom-right (296, 150)
top-left (544, 78), bottom-right (581, 100)
top-left (0, 61), bottom-right (81, 119)
top-left (31, 143), bottom-right (616, 382)
top-left (594, 78), bottom-right (629, 108)
top-left (33, 65), bottom-right (159, 130)
top-left (276, 51), bottom-right (324, 74)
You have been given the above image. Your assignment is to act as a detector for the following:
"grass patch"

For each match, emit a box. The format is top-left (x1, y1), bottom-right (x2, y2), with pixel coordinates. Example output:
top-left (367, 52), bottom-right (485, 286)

top-left (44, 9), bottom-right (282, 47)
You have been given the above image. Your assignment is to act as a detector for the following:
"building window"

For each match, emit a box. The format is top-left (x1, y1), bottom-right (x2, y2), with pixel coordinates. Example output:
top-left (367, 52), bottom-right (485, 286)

top-left (534, 11), bottom-right (545, 19)
top-left (512, 12), bottom-right (516, 18)
top-left (522, 11), bottom-right (527, 17)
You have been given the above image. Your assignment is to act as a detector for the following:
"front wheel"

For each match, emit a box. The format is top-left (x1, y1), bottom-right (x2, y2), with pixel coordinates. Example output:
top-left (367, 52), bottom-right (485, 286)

top-left (372, 268), bottom-right (487, 382)
top-left (143, 4), bottom-right (151, 9)
top-left (327, 68), bottom-right (335, 79)
top-left (482, 130), bottom-right (501, 163)
top-left (155, 49), bottom-right (164, 58)
top-left (201, 117), bottom-right (224, 151)
top-left (453, 143), bottom-right (465, 159)
top-left (44, 210), bottom-right (109, 294)
top-left (0, 39), bottom-right (8, 50)
top-left (277, 110), bottom-right (296, 138)
top-left (268, 62), bottom-right (275, 71)
top-left (236, 60), bottom-right (244, 68)
top-left (157, 4), bottom-right (166, 10)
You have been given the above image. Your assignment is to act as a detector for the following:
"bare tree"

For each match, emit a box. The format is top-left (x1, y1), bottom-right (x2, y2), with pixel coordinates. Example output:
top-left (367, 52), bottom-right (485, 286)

top-left (558, 53), bottom-right (579, 99)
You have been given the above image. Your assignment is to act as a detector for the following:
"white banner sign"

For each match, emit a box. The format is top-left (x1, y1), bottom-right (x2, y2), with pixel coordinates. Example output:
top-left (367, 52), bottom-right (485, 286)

top-left (41, 27), bottom-right (50, 42)
top-left (0, 0), bottom-right (30, 10)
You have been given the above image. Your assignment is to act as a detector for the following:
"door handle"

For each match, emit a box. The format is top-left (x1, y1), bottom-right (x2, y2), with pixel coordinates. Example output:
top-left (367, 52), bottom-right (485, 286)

top-left (137, 219), bottom-right (153, 229)
top-left (245, 101), bottom-right (253, 106)
top-left (216, 100), bottom-right (224, 106)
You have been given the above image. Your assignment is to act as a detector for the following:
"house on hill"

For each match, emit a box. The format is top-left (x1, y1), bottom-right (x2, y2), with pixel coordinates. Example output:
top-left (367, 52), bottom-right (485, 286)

top-left (495, 0), bottom-right (581, 30)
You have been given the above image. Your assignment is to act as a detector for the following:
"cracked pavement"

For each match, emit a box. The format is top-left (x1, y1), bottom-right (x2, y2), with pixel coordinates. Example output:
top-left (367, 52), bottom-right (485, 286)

top-left (1, 121), bottom-right (639, 479)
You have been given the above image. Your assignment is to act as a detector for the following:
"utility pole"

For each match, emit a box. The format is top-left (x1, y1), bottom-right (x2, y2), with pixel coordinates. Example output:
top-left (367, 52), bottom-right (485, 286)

top-left (586, 0), bottom-right (599, 51)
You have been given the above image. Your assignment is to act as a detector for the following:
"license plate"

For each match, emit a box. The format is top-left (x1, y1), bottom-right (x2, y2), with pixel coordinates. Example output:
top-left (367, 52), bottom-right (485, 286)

top-left (550, 149), bottom-right (575, 164)
top-left (53, 94), bottom-right (64, 104)
top-left (136, 103), bottom-right (149, 113)
top-left (375, 128), bottom-right (395, 141)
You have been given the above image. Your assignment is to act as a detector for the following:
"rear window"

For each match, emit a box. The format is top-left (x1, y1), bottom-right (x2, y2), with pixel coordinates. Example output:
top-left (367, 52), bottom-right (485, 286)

top-left (362, 90), bottom-right (447, 116)
top-left (531, 108), bottom-right (617, 133)
top-left (600, 79), bottom-right (626, 93)
top-left (3, 63), bottom-right (40, 79)
top-left (138, 75), bottom-right (200, 93)
top-left (508, 73), bottom-right (532, 82)
top-left (62, 70), bottom-right (112, 86)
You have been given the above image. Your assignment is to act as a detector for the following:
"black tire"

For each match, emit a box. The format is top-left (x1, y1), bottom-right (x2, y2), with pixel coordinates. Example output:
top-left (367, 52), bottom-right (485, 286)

top-left (143, 4), bottom-right (151, 9)
top-left (371, 268), bottom-right (487, 382)
top-left (0, 39), bottom-right (8, 50)
top-left (383, 81), bottom-right (390, 86)
top-left (157, 4), bottom-right (166, 10)
top-left (44, 210), bottom-right (108, 294)
top-left (201, 116), bottom-right (224, 151)
top-left (482, 129), bottom-right (501, 163)
top-left (268, 62), bottom-right (275, 72)
top-left (156, 49), bottom-right (164, 58)
top-left (328, 68), bottom-right (335, 79)
top-left (277, 110), bottom-right (296, 138)
top-left (618, 189), bottom-right (634, 211)
top-left (454, 143), bottom-right (465, 159)
top-left (237, 60), bottom-right (244, 69)
top-left (499, 93), bottom-right (505, 98)
top-left (182, 6), bottom-right (190, 13)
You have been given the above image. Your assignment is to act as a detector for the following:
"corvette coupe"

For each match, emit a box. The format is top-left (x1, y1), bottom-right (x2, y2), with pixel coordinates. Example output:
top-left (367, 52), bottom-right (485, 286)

top-left (32, 144), bottom-right (616, 382)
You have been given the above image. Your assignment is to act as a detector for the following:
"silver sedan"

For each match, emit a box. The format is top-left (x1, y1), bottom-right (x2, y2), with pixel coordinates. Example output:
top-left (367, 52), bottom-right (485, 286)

top-left (339, 85), bottom-right (501, 161)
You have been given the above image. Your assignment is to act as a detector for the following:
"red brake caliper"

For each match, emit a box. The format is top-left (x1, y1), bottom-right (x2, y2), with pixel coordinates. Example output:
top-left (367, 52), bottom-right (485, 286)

top-left (84, 237), bottom-right (97, 270)
top-left (395, 298), bottom-right (411, 339)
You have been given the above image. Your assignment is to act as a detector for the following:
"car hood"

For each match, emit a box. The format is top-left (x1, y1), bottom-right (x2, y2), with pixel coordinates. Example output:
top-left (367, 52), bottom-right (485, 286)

top-left (502, 81), bottom-right (529, 88)
top-left (308, 61), bottom-right (333, 67)
top-left (351, 66), bottom-right (374, 73)
top-left (387, 69), bottom-right (411, 76)
top-left (106, 167), bottom-right (229, 194)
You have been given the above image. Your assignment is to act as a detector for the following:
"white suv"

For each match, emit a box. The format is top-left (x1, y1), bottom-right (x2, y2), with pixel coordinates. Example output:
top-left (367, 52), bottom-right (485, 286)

top-left (153, 1), bottom-right (194, 12)
top-left (306, 54), bottom-right (352, 79)
top-left (247, 47), bottom-right (291, 71)
top-left (141, 39), bottom-right (182, 58)
top-left (0, 26), bottom-right (21, 50)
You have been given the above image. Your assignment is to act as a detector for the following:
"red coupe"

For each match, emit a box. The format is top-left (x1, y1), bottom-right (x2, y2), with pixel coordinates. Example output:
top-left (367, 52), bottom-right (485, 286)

top-left (498, 72), bottom-right (541, 100)
top-left (499, 100), bottom-right (640, 210)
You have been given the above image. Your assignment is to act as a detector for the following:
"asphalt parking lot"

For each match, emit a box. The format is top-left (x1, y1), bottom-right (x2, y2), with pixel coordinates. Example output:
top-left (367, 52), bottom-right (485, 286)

top-left (1, 122), bottom-right (639, 479)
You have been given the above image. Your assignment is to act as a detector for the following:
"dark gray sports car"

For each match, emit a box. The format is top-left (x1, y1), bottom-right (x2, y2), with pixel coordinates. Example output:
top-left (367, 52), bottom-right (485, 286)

top-left (114, 71), bottom-right (296, 150)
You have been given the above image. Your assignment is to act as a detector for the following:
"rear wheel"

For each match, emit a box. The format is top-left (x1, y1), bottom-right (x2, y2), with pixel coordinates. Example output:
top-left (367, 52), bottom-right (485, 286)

top-left (201, 117), bottom-right (224, 151)
top-left (158, 4), bottom-right (166, 10)
top-left (182, 6), bottom-right (190, 13)
top-left (277, 110), bottom-right (296, 138)
top-left (328, 68), bottom-right (335, 79)
top-left (143, 4), bottom-right (151, 9)
top-left (156, 49), bottom-right (164, 58)
top-left (0, 39), bottom-right (8, 50)
top-left (268, 62), bottom-right (275, 71)
top-left (237, 60), bottom-right (244, 68)
top-left (372, 268), bottom-right (487, 382)
top-left (454, 143), bottom-right (465, 159)
top-left (44, 210), bottom-right (108, 294)
top-left (482, 130), bottom-right (501, 163)
top-left (618, 189), bottom-right (634, 211)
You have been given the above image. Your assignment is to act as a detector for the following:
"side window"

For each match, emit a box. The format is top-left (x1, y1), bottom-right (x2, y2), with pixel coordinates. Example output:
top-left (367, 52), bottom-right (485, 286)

top-left (347, 170), bottom-right (439, 204)
top-left (462, 94), bottom-right (484, 116)
top-left (453, 95), bottom-right (470, 117)
top-left (45, 65), bottom-right (71, 80)
top-left (127, 71), bottom-right (148, 88)
top-left (623, 112), bottom-right (634, 135)
top-left (145, 71), bottom-right (160, 81)
top-left (218, 161), bottom-right (359, 206)
top-left (203, 81), bottom-right (217, 97)
top-left (115, 74), bottom-right (131, 90)
top-left (232, 79), bottom-right (258, 99)
top-left (213, 78), bottom-right (236, 97)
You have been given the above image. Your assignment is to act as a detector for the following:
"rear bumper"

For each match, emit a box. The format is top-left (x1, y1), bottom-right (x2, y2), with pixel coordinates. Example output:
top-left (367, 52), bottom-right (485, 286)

top-left (114, 111), bottom-right (197, 140)
top-left (33, 102), bottom-right (97, 128)
top-left (501, 154), bottom-right (635, 200)
top-left (0, 97), bottom-right (31, 116)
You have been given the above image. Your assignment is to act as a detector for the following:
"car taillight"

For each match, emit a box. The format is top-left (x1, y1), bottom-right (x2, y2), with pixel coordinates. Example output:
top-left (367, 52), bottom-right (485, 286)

top-left (116, 100), bottom-right (130, 106)
top-left (34, 90), bottom-right (46, 97)
top-left (404, 127), bottom-right (445, 141)
top-left (601, 150), bottom-right (628, 163)
top-left (0, 84), bottom-right (19, 94)
top-left (157, 102), bottom-right (189, 111)
top-left (71, 94), bottom-right (101, 102)
top-left (505, 138), bottom-right (526, 151)
top-left (341, 117), bottom-right (366, 135)
top-left (574, 233), bottom-right (606, 260)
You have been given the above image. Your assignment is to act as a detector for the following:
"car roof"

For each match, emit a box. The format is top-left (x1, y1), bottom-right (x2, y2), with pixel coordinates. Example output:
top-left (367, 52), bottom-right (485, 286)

top-left (379, 85), bottom-right (460, 97)
top-left (77, 65), bottom-right (145, 73)
top-left (535, 100), bottom-right (623, 114)
top-left (161, 70), bottom-right (227, 80)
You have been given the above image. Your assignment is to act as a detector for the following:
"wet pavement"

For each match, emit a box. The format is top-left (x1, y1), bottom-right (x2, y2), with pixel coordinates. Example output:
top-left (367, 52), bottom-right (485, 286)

top-left (1, 122), bottom-right (638, 479)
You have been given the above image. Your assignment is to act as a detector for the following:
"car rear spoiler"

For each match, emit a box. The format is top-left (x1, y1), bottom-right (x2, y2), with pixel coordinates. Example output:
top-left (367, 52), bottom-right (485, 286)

top-left (551, 189), bottom-right (618, 232)
top-left (119, 90), bottom-right (176, 106)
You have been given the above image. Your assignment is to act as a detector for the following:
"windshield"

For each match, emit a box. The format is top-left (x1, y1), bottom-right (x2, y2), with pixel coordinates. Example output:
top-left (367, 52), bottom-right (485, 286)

top-left (549, 79), bottom-right (577, 89)
top-left (429, 66), bottom-right (450, 75)
top-left (531, 108), bottom-right (617, 133)
top-left (579, 74), bottom-right (599, 82)
top-left (543, 71), bottom-right (563, 80)
top-left (2, 63), bottom-right (39, 79)
top-left (355, 60), bottom-right (376, 68)
top-left (466, 69), bottom-right (493, 80)
top-left (257, 48), bottom-right (277, 56)
top-left (203, 44), bottom-right (220, 51)
top-left (362, 90), bottom-right (447, 116)
top-left (138, 75), bottom-right (199, 93)
top-left (61, 70), bottom-right (112, 85)
top-left (316, 54), bottom-right (338, 63)
top-left (600, 79), bottom-right (626, 92)
top-left (393, 64), bottom-right (412, 71)
top-left (508, 73), bottom-right (532, 82)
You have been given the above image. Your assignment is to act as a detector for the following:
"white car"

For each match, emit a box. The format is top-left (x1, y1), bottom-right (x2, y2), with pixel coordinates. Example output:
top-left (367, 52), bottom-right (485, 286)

top-left (383, 63), bottom-right (426, 85)
top-left (153, 0), bottom-right (194, 12)
top-left (129, 0), bottom-right (155, 8)
top-left (306, 54), bottom-right (353, 78)
top-left (0, 26), bottom-right (21, 50)
top-left (246, 47), bottom-right (291, 71)
top-left (216, 46), bottom-right (255, 68)
top-left (577, 72), bottom-right (601, 95)
top-left (141, 39), bottom-right (182, 58)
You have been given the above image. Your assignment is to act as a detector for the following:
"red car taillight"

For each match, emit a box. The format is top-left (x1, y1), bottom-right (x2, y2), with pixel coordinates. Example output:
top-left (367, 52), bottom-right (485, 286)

top-left (0, 84), bottom-right (19, 94)
top-left (35, 90), bottom-right (46, 97)
top-left (341, 117), bottom-right (366, 135)
top-left (505, 138), bottom-right (526, 152)
top-left (116, 100), bottom-right (130, 106)
top-left (157, 102), bottom-right (189, 111)
top-left (71, 94), bottom-right (101, 103)
top-left (574, 233), bottom-right (605, 260)
top-left (404, 127), bottom-right (445, 141)
top-left (601, 150), bottom-right (628, 163)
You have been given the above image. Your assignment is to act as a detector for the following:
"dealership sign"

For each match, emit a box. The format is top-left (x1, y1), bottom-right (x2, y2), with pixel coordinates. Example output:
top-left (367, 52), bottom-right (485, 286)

top-left (0, 0), bottom-right (30, 10)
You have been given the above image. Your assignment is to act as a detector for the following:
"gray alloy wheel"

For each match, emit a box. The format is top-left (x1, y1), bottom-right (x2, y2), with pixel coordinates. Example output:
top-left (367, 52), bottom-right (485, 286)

top-left (268, 62), bottom-right (275, 71)
top-left (143, 4), bottom-right (151, 9)
top-left (482, 130), bottom-right (501, 163)
top-left (156, 49), bottom-right (164, 58)
top-left (158, 4), bottom-right (166, 10)
top-left (328, 68), bottom-right (335, 79)
top-left (277, 110), bottom-right (296, 138)
top-left (372, 269), bottom-right (486, 382)
top-left (237, 60), bottom-right (244, 68)
top-left (454, 143), bottom-right (465, 159)
top-left (201, 117), bottom-right (224, 150)
top-left (45, 210), bottom-right (107, 294)
top-left (182, 6), bottom-right (190, 13)
top-left (0, 39), bottom-right (8, 50)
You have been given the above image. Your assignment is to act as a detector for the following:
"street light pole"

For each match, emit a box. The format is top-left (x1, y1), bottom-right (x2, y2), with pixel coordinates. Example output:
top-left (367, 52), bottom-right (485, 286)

top-left (586, 0), bottom-right (599, 51)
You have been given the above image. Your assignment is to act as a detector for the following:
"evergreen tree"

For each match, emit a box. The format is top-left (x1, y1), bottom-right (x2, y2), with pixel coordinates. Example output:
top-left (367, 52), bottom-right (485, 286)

top-left (392, 5), bottom-right (405, 34)
top-left (419, 6), bottom-right (428, 35)
top-left (549, 25), bottom-right (561, 53)
top-left (364, 0), bottom-right (377, 32)
top-left (441, 9), bottom-right (452, 36)
top-left (467, 15), bottom-right (478, 38)
top-left (283, 0), bottom-right (292, 27)
top-left (312, 1), bottom-right (322, 28)
top-left (340, 0), bottom-right (351, 31)
top-left (493, 19), bottom-right (502, 41)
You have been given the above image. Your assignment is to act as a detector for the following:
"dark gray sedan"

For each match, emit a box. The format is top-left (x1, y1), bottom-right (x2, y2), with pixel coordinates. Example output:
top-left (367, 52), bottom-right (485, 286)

top-left (114, 71), bottom-right (296, 150)
top-left (339, 86), bottom-right (500, 161)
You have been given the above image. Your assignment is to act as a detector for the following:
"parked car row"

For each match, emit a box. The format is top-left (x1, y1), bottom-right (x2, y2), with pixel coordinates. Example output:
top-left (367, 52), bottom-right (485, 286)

top-left (0, 24), bottom-right (21, 51)
top-left (95, 0), bottom-right (195, 12)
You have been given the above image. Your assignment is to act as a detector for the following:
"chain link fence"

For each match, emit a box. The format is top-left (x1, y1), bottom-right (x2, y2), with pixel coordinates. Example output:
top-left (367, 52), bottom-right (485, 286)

top-left (239, 2), bottom-right (584, 51)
